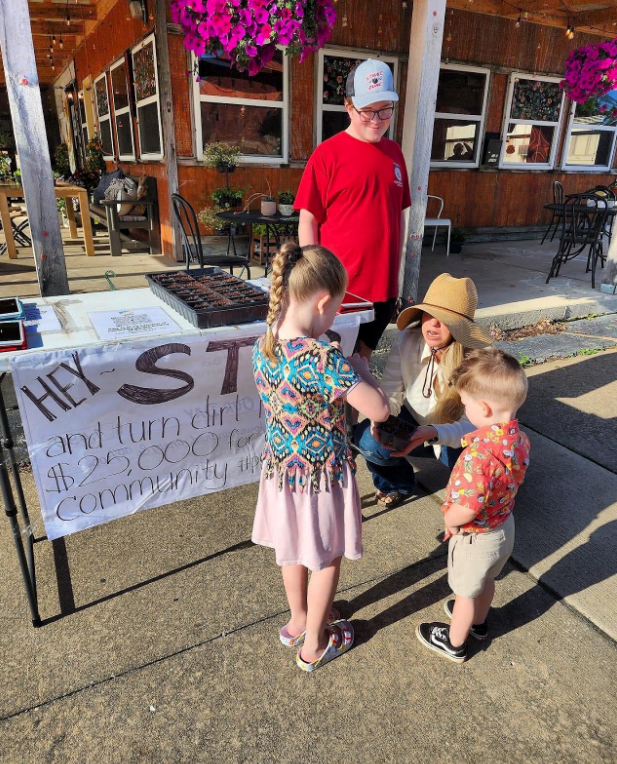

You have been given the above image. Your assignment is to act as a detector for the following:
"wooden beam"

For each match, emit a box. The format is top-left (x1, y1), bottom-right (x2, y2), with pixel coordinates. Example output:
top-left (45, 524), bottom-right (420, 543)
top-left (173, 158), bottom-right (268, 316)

top-left (154, 0), bottom-right (181, 261)
top-left (0, 0), bottom-right (70, 296)
top-left (30, 21), bottom-right (86, 35)
top-left (27, 3), bottom-right (96, 21)
top-left (400, 0), bottom-right (447, 303)
top-left (575, 8), bottom-right (617, 29)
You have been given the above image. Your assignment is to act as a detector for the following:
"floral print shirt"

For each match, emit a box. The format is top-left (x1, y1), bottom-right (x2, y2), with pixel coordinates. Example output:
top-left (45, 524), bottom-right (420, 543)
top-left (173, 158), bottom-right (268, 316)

top-left (442, 420), bottom-right (530, 533)
top-left (253, 336), bottom-right (360, 492)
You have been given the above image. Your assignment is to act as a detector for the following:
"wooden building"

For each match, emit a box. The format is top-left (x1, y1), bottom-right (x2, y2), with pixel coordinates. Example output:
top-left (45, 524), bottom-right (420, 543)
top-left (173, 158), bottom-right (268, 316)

top-left (1, 0), bottom-right (616, 265)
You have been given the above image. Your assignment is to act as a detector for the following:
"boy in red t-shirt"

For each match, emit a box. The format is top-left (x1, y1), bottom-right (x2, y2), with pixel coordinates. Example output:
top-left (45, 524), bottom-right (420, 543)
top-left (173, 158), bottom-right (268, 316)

top-left (295, 59), bottom-right (411, 359)
top-left (416, 349), bottom-right (531, 663)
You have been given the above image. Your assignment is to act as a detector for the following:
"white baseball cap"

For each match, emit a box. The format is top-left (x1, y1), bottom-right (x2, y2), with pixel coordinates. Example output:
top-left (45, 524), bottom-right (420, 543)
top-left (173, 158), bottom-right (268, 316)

top-left (346, 59), bottom-right (399, 109)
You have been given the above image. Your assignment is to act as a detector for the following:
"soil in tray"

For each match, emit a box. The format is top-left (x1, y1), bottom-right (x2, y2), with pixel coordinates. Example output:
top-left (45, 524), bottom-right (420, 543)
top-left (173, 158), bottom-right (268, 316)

top-left (377, 416), bottom-right (417, 449)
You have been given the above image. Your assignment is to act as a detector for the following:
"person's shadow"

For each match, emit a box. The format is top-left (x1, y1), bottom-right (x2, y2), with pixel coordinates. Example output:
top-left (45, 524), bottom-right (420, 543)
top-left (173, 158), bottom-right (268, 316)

top-left (339, 538), bottom-right (450, 645)
top-left (492, 519), bottom-right (617, 638)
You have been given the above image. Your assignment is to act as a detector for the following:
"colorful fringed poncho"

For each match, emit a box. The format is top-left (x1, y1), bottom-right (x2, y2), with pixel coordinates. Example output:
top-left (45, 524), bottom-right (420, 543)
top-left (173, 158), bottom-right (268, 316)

top-left (253, 336), bottom-right (360, 492)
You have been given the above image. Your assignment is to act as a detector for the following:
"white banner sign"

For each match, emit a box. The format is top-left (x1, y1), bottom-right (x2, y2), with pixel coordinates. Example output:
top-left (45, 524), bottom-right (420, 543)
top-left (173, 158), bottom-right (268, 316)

top-left (11, 317), bottom-right (360, 540)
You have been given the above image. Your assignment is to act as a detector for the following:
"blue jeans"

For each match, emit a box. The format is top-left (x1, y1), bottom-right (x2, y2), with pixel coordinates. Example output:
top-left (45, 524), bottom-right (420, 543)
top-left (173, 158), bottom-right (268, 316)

top-left (353, 408), bottom-right (462, 496)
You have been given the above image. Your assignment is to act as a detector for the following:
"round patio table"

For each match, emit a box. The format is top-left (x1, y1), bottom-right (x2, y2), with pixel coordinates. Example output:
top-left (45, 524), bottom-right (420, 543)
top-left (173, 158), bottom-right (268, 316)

top-left (217, 210), bottom-right (299, 275)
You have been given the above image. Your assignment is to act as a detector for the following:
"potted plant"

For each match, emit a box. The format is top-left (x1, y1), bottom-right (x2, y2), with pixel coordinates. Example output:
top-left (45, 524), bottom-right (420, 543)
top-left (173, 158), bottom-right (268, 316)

top-left (53, 143), bottom-right (71, 179)
top-left (211, 186), bottom-right (246, 211)
top-left (203, 142), bottom-right (242, 174)
top-left (198, 206), bottom-right (240, 236)
top-left (278, 189), bottom-right (295, 217)
top-left (260, 179), bottom-right (276, 217)
top-left (57, 197), bottom-right (68, 228)
top-left (172, 0), bottom-right (337, 75)
top-left (450, 227), bottom-right (466, 254)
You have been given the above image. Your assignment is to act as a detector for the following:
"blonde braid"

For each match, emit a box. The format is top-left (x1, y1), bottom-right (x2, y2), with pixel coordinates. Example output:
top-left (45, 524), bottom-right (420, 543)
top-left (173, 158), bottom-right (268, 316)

top-left (262, 242), bottom-right (300, 360)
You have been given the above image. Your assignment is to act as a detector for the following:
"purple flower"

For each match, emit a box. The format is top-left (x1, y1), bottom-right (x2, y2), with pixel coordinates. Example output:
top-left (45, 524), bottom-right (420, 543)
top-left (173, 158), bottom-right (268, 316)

top-left (253, 6), bottom-right (268, 23)
top-left (256, 22), bottom-right (272, 43)
top-left (245, 43), bottom-right (258, 57)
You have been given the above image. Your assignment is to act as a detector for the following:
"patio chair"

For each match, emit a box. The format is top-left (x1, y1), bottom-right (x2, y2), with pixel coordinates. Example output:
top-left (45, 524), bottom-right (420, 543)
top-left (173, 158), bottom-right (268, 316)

top-left (541, 180), bottom-right (564, 245)
top-left (171, 193), bottom-right (251, 278)
top-left (424, 195), bottom-right (451, 257)
top-left (585, 186), bottom-right (616, 246)
top-left (546, 193), bottom-right (609, 289)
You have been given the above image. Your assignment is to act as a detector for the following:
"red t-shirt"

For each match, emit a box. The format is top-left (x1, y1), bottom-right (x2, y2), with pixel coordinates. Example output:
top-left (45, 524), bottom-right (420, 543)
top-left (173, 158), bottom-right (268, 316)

top-left (294, 131), bottom-right (411, 303)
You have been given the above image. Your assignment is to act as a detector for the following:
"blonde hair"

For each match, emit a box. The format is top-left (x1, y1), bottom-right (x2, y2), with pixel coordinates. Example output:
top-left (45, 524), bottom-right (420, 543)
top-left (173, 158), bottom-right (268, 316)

top-left (262, 241), bottom-right (348, 360)
top-left (450, 348), bottom-right (528, 412)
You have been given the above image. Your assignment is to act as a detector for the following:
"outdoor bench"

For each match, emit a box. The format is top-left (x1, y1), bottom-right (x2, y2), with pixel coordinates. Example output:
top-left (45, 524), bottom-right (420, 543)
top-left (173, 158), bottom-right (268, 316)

top-left (89, 174), bottom-right (161, 257)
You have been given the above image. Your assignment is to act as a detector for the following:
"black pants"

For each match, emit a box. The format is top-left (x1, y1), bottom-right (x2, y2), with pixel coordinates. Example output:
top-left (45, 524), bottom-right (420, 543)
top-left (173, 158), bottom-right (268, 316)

top-left (356, 298), bottom-right (397, 351)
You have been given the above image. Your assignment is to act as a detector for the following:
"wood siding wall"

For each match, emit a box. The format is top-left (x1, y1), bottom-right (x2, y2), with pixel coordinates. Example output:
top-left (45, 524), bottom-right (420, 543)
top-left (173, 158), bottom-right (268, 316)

top-left (68, 0), bottom-right (617, 256)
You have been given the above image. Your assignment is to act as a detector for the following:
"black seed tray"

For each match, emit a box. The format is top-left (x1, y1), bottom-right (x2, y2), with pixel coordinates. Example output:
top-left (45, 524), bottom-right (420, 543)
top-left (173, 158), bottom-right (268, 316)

top-left (376, 415), bottom-right (418, 451)
top-left (146, 267), bottom-right (269, 328)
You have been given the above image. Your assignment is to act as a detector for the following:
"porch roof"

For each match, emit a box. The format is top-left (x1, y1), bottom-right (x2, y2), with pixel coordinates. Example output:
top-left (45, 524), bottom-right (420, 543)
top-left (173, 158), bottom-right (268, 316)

top-left (0, 0), bottom-right (615, 88)
top-left (447, 0), bottom-right (616, 38)
top-left (0, 0), bottom-right (116, 85)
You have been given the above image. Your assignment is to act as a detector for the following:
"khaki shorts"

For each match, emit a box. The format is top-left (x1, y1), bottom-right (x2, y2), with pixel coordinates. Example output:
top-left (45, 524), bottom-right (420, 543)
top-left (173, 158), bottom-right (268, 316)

top-left (448, 514), bottom-right (515, 598)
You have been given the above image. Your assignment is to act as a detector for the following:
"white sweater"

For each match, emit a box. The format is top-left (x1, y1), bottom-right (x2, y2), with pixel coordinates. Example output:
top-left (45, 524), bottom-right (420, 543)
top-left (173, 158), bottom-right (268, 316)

top-left (379, 327), bottom-right (474, 451)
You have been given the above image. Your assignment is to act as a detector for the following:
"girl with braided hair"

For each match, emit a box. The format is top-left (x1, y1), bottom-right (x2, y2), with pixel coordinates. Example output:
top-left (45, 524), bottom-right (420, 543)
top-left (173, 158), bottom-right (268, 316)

top-left (252, 241), bottom-right (390, 672)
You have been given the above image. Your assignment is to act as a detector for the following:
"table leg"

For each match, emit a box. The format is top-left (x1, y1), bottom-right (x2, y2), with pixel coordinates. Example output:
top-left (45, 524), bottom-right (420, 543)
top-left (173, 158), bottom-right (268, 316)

top-left (65, 195), bottom-right (79, 240)
top-left (78, 190), bottom-right (95, 256)
top-left (0, 192), bottom-right (18, 259)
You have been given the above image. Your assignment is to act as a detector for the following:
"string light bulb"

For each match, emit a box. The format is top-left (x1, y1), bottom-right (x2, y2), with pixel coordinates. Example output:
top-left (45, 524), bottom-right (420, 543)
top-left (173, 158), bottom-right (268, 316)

top-left (524, 10), bottom-right (528, 19)
top-left (515, 12), bottom-right (521, 28)
top-left (59, 37), bottom-right (64, 49)
top-left (52, 34), bottom-right (56, 46)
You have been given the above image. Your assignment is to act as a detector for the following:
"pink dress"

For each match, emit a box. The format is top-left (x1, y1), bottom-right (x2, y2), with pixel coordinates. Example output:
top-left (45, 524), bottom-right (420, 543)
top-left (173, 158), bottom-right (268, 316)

top-left (252, 336), bottom-right (363, 571)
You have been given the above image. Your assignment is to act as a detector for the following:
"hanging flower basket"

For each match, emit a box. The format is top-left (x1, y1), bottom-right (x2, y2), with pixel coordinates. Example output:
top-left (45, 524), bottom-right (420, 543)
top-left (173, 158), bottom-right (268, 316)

top-left (560, 38), bottom-right (617, 104)
top-left (170, 0), bottom-right (336, 75)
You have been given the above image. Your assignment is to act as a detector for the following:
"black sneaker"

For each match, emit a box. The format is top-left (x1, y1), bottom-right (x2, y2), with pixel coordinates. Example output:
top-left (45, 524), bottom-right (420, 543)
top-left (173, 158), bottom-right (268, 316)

top-left (443, 599), bottom-right (489, 641)
top-left (416, 622), bottom-right (467, 663)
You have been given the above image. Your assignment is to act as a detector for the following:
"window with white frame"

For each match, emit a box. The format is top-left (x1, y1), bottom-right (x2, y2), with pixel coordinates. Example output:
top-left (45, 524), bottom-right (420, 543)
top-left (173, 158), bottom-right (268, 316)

top-left (131, 34), bottom-right (163, 160)
top-left (431, 64), bottom-right (490, 168)
top-left (562, 89), bottom-right (617, 171)
top-left (78, 90), bottom-right (88, 157)
top-left (94, 73), bottom-right (114, 159)
top-left (110, 56), bottom-right (135, 161)
top-left (317, 49), bottom-right (398, 144)
top-left (194, 49), bottom-right (288, 162)
top-left (500, 74), bottom-right (566, 169)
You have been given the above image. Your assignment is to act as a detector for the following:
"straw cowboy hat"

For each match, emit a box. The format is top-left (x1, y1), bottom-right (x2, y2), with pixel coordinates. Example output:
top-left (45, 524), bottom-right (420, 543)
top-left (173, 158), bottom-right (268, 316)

top-left (396, 273), bottom-right (492, 349)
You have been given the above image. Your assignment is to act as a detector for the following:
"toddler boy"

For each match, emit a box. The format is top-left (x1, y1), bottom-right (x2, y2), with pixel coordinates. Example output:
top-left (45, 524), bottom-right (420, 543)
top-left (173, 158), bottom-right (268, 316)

top-left (416, 348), bottom-right (530, 663)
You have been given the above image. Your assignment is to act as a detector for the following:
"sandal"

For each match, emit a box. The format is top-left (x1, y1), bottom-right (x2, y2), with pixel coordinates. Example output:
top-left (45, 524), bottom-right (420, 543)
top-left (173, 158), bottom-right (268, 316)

top-left (296, 620), bottom-right (354, 672)
top-left (375, 490), bottom-right (405, 508)
top-left (279, 607), bottom-right (340, 648)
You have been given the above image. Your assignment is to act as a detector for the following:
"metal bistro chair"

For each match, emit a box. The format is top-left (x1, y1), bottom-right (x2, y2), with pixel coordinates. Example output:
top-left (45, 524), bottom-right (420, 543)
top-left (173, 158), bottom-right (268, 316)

top-left (171, 193), bottom-right (251, 278)
top-left (541, 180), bottom-right (564, 245)
top-left (547, 193), bottom-right (610, 289)
top-left (586, 185), bottom-right (616, 247)
top-left (424, 195), bottom-right (451, 257)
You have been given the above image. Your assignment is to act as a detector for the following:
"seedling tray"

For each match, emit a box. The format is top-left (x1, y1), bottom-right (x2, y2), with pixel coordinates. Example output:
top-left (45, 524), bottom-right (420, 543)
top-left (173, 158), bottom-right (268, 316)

top-left (377, 416), bottom-right (418, 451)
top-left (146, 267), bottom-right (269, 329)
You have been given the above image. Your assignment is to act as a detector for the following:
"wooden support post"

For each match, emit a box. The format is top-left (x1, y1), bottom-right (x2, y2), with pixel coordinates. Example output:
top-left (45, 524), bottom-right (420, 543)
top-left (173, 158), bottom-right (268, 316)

top-left (0, 0), bottom-right (69, 296)
top-left (601, 233), bottom-right (617, 294)
top-left (400, 0), bottom-right (446, 303)
top-left (154, 0), bottom-right (182, 262)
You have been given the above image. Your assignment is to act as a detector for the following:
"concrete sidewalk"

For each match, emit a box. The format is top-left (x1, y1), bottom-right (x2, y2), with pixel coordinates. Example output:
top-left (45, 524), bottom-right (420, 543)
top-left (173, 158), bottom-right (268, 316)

top-left (1, 349), bottom-right (616, 763)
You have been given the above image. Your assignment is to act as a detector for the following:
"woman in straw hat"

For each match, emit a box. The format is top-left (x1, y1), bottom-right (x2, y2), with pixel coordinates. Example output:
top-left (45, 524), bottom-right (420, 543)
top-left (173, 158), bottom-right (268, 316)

top-left (353, 273), bottom-right (493, 508)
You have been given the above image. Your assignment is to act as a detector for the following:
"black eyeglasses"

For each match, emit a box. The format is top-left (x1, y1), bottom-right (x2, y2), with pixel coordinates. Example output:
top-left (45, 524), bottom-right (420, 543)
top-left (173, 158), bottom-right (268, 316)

top-left (353, 105), bottom-right (395, 122)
